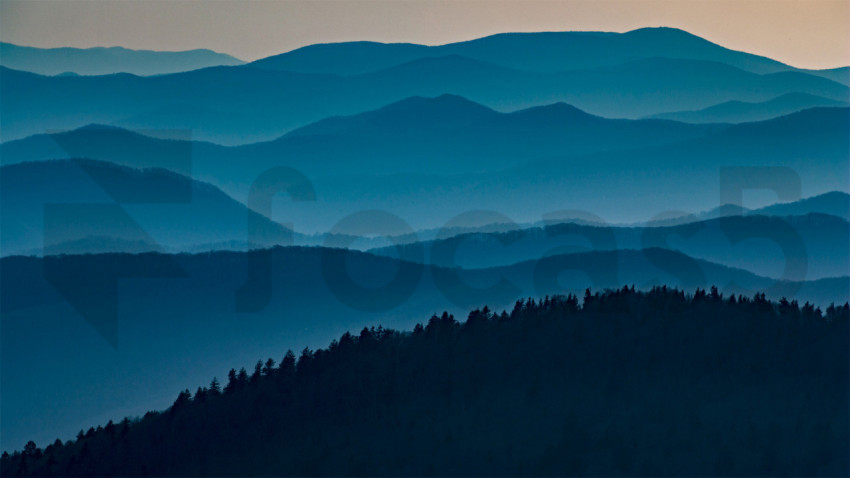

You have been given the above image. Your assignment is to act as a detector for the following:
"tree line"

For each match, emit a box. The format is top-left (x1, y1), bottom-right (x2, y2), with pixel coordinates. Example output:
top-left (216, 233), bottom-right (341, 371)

top-left (3, 286), bottom-right (848, 476)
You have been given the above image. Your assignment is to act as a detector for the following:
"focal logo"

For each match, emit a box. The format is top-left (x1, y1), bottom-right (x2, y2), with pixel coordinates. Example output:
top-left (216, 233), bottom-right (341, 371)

top-left (39, 130), bottom-right (194, 347)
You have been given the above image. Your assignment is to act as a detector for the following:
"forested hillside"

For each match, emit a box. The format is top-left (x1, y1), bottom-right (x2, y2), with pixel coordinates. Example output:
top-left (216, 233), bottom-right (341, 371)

top-left (3, 287), bottom-right (847, 477)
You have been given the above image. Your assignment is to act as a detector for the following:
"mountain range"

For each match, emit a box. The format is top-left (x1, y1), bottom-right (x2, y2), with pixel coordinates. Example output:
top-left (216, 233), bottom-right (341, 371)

top-left (370, 211), bottom-right (850, 280)
top-left (0, 42), bottom-right (244, 76)
top-left (2, 99), bottom-right (846, 232)
top-left (251, 27), bottom-right (849, 82)
top-left (3, 155), bottom-right (847, 280)
top-left (2, 28), bottom-right (847, 144)
top-left (3, 155), bottom-right (846, 266)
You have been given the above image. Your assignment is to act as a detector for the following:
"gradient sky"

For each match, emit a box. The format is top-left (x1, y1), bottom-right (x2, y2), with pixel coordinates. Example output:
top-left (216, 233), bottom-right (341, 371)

top-left (1, 0), bottom-right (848, 70)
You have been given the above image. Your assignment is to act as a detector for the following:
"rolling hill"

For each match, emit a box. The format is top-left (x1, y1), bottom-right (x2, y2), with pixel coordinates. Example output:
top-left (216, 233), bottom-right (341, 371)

top-left (754, 191), bottom-right (850, 219)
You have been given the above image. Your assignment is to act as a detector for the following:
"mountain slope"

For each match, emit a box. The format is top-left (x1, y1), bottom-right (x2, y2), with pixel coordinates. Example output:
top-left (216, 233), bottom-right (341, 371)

top-left (801, 66), bottom-right (850, 86)
top-left (0, 124), bottom-right (226, 173)
top-left (0, 42), bottom-right (244, 76)
top-left (754, 191), bottom-right (850, 219)
top-left (640, 191), bottom-right (850, 226)
top-left (0, 159), bottom-right (293, 256)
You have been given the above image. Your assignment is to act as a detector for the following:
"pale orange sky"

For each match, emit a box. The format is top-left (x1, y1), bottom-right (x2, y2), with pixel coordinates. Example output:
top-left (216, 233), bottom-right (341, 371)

top-left (1, 0), bottom-right (848, 69)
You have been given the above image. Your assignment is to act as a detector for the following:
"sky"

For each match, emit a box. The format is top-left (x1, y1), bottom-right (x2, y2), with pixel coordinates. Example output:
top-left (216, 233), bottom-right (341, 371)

top-left (1, 0), bottom-right (849, 69)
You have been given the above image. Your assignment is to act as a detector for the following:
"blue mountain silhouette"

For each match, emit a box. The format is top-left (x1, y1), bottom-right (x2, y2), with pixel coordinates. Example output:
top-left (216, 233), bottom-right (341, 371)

top-left (2, 40), bottom-right (846, 143)
top-left (251, 27), bottom-right (839, 78)
top-left (0, 159), bottom-right (294, 256)
top-left (2, 104), bottom-right (846, 233)
top-left (648, 92), bottom-right (848, 123)
top-left (0, 42), bottom-right (244, 76)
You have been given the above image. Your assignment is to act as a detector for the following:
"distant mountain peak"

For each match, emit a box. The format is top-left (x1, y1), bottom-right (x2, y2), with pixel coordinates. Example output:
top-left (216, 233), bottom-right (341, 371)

top-left (625, 26), bottom-right (701, 37)
top-left (284, 94), bottom-right (498, 137)
top-left (0, 42), bottom-right (244, 76)
top-left (513, 101), bottom-right (595, 118)
top-left (75, 123), bottom-right (126, 132)
top-left (379, 94), bottom-right (496, 114)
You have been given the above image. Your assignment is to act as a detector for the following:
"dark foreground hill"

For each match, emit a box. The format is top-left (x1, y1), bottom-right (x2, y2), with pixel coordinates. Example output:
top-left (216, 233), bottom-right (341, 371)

top-left (3, 287), bottom-right (847, 477)
top-left (1, 246), bottom-right (847, 452)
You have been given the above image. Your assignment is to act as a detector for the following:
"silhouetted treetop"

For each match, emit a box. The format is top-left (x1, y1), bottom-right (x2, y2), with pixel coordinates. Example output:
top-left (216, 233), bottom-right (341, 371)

top-left (3, 286), bottom-right (847, 476)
